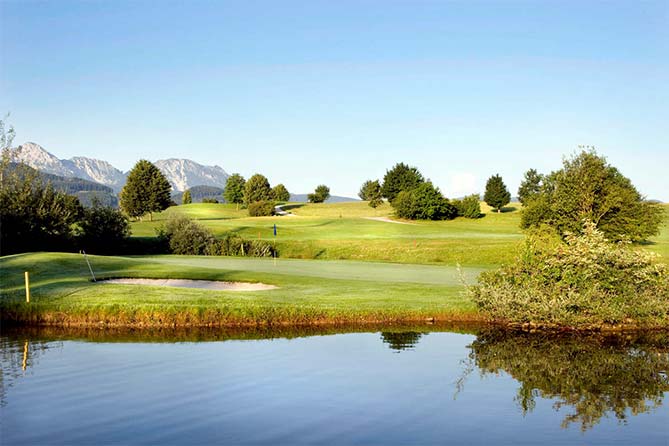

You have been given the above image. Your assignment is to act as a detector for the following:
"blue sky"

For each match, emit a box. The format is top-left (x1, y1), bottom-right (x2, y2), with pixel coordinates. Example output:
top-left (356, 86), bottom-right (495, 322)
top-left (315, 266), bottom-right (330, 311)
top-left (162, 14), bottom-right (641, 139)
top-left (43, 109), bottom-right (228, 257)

top-left (1, 0), bottom-right (667, 199)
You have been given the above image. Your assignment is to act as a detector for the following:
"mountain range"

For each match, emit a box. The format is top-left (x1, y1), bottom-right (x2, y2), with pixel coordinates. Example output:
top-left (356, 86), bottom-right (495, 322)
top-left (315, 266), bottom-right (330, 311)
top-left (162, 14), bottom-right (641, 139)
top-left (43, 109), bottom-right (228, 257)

top-left (13, 142), bottom-right (229, 192)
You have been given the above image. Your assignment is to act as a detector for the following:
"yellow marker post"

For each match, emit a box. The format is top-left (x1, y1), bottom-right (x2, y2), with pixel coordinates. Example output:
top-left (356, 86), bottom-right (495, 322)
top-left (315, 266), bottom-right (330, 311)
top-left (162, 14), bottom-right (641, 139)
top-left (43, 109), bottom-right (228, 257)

top-left (22, 340), bottom-right (28, 371)
top-left (24, 271), bottom-right (30, 303)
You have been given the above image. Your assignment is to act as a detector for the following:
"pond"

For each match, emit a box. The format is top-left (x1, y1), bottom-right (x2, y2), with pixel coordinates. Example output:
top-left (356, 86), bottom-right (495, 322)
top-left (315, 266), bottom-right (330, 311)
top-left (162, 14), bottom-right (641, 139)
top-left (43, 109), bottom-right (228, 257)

top-left (1, 325), bottom-right (667, 445)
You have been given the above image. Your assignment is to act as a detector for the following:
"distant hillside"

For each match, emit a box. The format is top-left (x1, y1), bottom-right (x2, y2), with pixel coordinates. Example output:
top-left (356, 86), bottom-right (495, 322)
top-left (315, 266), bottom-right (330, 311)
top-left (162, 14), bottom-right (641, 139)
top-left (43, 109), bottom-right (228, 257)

top-left (289, 194), bottom-right (359, 203)
top-left (7, 163), bottom-right (119, 207)
top-left (172, 185), bottom-right (225, 204)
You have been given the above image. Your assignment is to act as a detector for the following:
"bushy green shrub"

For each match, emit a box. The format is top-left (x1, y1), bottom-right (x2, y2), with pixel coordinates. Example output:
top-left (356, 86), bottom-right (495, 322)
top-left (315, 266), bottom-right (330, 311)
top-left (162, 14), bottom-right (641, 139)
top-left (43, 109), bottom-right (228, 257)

top-left (201, 197), bottom-right (219, 203)
top-left (248, 200), bottom-right (275, 216)
top-left (157, 215), bottom-right (217, 255)
top-left (392, 182), bottom-right (457, 220)
top-left (469, 221), bottom-right (669, 327)
top-left (77, 201), bottom-right (131, 253)
top-left (453, 194), bottom-right (482, 218)
top-left (308, 184), bottom-right (330, 203)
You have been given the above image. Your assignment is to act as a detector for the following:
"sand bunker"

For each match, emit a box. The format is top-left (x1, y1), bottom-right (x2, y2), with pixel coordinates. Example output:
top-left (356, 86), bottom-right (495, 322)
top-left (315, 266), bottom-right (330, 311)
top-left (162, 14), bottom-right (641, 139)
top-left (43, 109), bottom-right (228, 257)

top-left (101, 278), bottom-right (277, 291)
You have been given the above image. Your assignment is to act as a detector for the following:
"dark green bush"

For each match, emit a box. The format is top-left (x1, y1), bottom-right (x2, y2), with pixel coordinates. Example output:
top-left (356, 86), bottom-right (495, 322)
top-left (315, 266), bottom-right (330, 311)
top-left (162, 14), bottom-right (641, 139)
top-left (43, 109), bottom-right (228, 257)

top-left (392, 182), bottom-right (456, 220)
top-left (248, 200), bottom-right (275, 217)
top-left (201, 197), bottom-right (219, 203)
top-left (157, 215), bottom-right (217, 255)
top-left (77, 201), bottom-right (131, 254)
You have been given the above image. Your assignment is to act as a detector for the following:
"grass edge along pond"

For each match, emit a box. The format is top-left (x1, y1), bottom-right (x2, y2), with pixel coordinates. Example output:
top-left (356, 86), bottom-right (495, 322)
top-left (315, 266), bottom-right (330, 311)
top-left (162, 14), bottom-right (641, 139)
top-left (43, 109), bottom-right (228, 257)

top-left (0, 252), bottom-right (483, 327)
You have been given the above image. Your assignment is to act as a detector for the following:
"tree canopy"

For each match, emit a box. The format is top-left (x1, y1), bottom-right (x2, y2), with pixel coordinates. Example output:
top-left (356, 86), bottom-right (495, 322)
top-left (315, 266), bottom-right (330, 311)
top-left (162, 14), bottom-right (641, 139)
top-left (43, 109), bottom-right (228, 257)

top-left (243, 173), bottom-right (272, 205)
top-left (517, 169), bottom-right (543, 205)
top-left (484, 174), bottom-right (511, 212)
top-left (381, 163), bottom-right (424, 202)
top-left (359, 179), bottom-right (383, 208)
top-left (120, 160), bottom-right (172, 220)
top-left (224, 173), bottom-right (245, 206)
top-left (520, 150), bottom-right (663, 241)
top-left (181, 189), bottom-right (192, 205)
top-left (272, 183), bottom-right (290, 202)
top-left (308, 184), bottom-right (330, 203)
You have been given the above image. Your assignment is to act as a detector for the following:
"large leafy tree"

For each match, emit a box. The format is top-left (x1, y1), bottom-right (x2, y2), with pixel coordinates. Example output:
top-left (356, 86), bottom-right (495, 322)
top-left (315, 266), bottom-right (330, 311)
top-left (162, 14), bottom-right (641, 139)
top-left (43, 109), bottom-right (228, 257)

top-left (243, 173), bottom-right (272, 205)
top-left (308, 184), bottom-right (330, 203)
top-left (381, 163), bottom-right (424, 202)
top-left (272, 183), bottom-right (290, 202)
top-left (517, 169), bottom-right (543, 205)
top-left (120, 159), bottom-right (172, 221)
top-left (521, 150), bottom-right (663, 241)
top-left (224, 173), bottom-right (245, 208)
top-left (359, 179), bottom-right (383, 208)
top-left (484, 174), bottom-right (511, 213)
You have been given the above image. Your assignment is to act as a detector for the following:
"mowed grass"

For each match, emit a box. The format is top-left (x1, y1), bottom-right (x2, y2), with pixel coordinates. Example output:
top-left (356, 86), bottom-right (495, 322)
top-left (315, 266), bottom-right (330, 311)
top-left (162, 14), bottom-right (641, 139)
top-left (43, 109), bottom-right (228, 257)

top-left (131, 201), bottom-right (526, 266)
top-left (0, 252), bottom-right (481, 327)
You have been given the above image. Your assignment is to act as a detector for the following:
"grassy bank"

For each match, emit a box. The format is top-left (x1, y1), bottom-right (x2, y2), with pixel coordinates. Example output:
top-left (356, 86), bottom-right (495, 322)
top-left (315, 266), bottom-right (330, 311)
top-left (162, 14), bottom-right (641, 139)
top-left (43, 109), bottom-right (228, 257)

top-left (0, 252), bottom-right (483, 327)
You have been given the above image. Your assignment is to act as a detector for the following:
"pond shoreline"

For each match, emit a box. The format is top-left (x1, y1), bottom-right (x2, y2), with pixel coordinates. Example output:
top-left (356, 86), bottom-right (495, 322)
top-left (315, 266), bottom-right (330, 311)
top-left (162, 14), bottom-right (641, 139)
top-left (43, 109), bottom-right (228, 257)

top-left (2, 313), bottom-right (668, 333)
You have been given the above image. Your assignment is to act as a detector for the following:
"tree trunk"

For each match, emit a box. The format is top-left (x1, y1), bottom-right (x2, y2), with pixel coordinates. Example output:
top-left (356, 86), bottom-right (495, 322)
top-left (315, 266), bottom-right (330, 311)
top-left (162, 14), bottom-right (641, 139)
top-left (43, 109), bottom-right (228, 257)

top-left (497, 208), bottom-right (501, 213)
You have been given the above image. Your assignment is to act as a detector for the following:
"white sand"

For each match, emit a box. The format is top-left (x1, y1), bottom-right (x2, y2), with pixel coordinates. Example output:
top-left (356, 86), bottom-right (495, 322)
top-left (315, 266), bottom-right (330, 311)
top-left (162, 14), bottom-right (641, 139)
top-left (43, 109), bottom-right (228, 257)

top-left (363, 216), bottom-right (417, 225)
top-left (101, 278), bottom-right (277, 291)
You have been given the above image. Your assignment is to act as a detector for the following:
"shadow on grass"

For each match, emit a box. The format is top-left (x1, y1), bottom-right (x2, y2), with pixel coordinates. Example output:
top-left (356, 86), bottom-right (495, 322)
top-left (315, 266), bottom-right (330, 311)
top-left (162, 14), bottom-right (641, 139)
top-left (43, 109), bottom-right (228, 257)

top-left (281, 204), bottom-right (306, 212)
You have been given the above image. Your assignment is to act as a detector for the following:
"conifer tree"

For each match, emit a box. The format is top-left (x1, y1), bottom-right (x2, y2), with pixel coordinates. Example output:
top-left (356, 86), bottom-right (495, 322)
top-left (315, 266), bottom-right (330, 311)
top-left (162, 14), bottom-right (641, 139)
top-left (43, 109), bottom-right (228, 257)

top-left (381, 163), bottom-right (424, 202)
top-left (517, 169), bottom-right (543, 205)
top-left (484, 174), bottom-right (511, 213)
top-left (182, 189), bottom-right (192, 205)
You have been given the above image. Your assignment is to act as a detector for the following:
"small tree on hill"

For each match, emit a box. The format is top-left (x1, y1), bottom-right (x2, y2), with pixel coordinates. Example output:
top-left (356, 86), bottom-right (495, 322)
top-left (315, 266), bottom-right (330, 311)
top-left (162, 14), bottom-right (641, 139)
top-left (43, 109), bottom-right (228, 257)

top-left (517, 169), bottom-right (543, 205)
top-left (182, 189), bottom-right (192, 205)
top-left (308, 185), bottom-right (330, 203)
top-left (224, 173), bottom-right (245, 208)
top-left (381, 163), bottom-right (424, 202)
top-left (272, 183), bottom-right (290, 202)
top-left (120, 160), bottom-right (172, 221)
top-left (359, 179), bottom-right (383, 208)
top-left (243, 173), bottom-right (272, 205)
top-left (484, 174), bottom-right (511, 213)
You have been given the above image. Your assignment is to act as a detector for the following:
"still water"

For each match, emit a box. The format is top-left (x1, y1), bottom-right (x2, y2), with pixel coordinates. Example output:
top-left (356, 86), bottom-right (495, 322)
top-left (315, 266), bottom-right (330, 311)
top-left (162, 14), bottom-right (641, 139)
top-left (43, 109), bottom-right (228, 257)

top-left (1, 325), bottom-right (668, 445)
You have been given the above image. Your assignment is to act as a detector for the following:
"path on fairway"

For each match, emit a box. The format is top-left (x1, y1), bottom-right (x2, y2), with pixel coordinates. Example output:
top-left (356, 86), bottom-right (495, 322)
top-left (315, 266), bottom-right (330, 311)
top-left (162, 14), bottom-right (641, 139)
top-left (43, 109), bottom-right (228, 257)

top-left (274, 204), bottom-right (297, 217)
top-left (140, 255), bottom-right (486, 286)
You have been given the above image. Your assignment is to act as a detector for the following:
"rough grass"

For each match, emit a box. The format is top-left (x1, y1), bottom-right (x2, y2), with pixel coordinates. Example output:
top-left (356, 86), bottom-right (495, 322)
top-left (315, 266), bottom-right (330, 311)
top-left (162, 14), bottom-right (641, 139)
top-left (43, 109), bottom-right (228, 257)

top-left (0, 252), bottom-right (482, 327)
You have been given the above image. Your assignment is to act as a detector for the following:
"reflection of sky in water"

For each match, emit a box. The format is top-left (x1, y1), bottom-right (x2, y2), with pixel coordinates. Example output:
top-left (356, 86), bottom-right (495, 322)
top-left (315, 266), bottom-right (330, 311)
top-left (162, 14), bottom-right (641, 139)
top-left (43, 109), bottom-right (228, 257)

top-left (1, 331), bottom-right (667, 445)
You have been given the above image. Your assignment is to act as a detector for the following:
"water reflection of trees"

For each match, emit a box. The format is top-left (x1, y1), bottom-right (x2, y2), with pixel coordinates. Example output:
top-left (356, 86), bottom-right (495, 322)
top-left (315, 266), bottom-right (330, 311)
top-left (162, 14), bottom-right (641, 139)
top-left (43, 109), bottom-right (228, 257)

top-left (380, 332), bottom-right (427, 351)
top-left (466, 330), bottom-right (669, 431)
top-left (0, 337), bottom-right (59, 407)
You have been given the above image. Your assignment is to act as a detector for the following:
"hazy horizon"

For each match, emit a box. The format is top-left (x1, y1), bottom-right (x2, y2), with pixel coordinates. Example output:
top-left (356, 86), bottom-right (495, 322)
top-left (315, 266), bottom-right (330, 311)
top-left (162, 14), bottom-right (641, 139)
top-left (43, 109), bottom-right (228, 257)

top-left (2, 1), bottom-right (667, 200)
